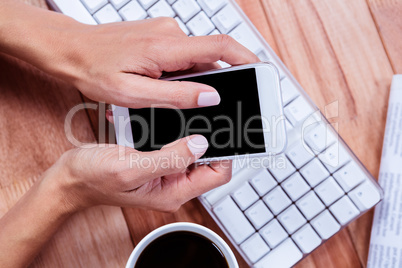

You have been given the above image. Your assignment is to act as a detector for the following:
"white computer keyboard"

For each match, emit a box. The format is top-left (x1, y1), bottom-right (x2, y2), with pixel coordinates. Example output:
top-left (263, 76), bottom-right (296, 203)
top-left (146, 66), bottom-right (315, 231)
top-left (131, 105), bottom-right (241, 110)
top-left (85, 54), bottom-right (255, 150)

top-left (47, 0), bottom-right (383, 267)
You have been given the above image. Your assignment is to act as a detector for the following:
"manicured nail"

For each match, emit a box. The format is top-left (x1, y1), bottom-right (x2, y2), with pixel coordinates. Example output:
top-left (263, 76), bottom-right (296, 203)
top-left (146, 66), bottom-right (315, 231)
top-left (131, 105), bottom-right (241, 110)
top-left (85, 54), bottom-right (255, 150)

top-left (197, 92), bottom-right (221, 107)
top-left (187, 136), bottom-right (209, 157)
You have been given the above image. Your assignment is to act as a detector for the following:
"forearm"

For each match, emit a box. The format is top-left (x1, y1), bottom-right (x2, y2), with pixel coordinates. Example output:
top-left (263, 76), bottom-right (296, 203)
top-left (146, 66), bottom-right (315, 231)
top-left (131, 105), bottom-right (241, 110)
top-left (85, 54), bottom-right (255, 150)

top-left (0, 0), bottom-right (87, 82)
top-left (0, 165), bottom-right (77, 268)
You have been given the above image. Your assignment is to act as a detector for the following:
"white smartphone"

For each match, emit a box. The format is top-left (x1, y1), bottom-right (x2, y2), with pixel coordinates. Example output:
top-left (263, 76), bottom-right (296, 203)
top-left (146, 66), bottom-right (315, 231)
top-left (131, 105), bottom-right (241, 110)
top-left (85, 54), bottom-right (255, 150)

top-left (113, 62), bottom-right (287, 162)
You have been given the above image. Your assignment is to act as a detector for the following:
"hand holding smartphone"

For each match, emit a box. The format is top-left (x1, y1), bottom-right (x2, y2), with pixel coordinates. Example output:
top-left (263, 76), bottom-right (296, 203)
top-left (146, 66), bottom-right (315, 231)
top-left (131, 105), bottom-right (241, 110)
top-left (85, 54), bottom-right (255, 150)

top-left (113, 63), bottom-right (286, 162)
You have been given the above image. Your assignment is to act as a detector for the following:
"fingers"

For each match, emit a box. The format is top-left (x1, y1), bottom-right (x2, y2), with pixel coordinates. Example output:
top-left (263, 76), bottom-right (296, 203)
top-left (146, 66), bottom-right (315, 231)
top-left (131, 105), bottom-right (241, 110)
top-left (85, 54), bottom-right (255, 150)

top-left (190, 62), bottom-right (221, 73)
top-left (118, 74), bottom-right (220, 109)
top-left (182, 160), bottom-right (233, 198)
top-left (165, 62), bottom-right (221, 77)
top-left (209, 159), bottom-right (233, 172)
top-left (129, 135), bottom-right (209, 184)
top-left (105, 109), bottom-right (113, 124)
top-left (148, 18), bottom-right (258, 66)
top-left (114, 35), bottom-right (258, 109)
top-left (178, 35), bottom-right (260, 66)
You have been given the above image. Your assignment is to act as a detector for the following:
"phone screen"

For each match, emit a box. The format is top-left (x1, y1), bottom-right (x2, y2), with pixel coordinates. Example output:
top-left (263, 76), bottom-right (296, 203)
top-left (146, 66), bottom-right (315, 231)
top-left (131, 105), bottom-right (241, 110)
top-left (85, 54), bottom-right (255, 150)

top-left (128, 68), bottom-right (266, 159)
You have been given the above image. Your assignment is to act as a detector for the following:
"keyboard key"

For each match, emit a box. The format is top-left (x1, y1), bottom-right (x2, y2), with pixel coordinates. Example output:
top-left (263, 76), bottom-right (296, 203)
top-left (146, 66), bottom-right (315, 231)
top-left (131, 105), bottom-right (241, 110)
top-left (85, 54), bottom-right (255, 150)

top-left (257, 50), bottom-right (270, 62)
top-left (94, 4), bottom-right (123, 23)
top-left (187, 11), bottom-right (215, 36)
top-left (209, 29), bottom-right (220, 35)
top-left (268, 154), bottom-right (296, 182)
top-left (202, 165), bottom-right (254, 206)
top-left (245, 200), bottom-right (273, 230)
top-left (240, 233), bottom-right (270, 263)
top-left (285, 119), bottom-right (293, 131)
top-left (229, 23), bottom-right (263, 54)
top-left (311, 210), bottom-right (340, 239)
top-left (280, 77), bottom-right (299, 105)
top-left (197, 0), bottom-right (227, 16)
top-left (329, 196), bottom-right (359, 225)
top-left (286, 140), bottom-right (315, 168)
top-left (231, 182), bottom-right (259, 210)
top-left (300, 158), bottom-right (330, 187)
top-left (173, 0), bottom-right (201, 22)
top-left (263, 186), bottom-right (291, 215)
top-left (174, 17), bottom-right (190, 35)
top-left (213, 197), bottom-right (255, 244)
top-left (284, 97), bottom-right (316, 126)
top-left (348, 181), bottom-right (381, 211)
top-left (318, 143), bottom-right (351, 173)
top-left (110, 0), bottom-right (130, 10)
top-left (282, 173), bottom-right (310, 201)
top-left (81, 0), bottom-right (108, 14)
top-left (259, 219), bottom-right (288, 248)
top-left (333, 161), bottom-right (366, 192)
top-left (52, 0), bottom-right (97, 24)
top-left (138, 0), bottom-right (158, 9)
top-left (211, 4), bottom-right (241, 34)
top-left (249, 169), bottom-right (277, 197)
top-left (296, 192), bottom-right (325, 220)
top-left (217, 60), bottom-right (230, 68)
top-left (304, 123), bottom-right (338, 153)
top-left (119, 0), bottom-right (147, 20)
top-left (148, 0), bottom-right (175, 17)
top-left (278, 205), bottom-right (307, 234)
top-left (315, 177), bottom-right (344, 206)
top-left (254, 238), bottom-right (303, 268)
top-left (292, 224), bottom-right (321, 254)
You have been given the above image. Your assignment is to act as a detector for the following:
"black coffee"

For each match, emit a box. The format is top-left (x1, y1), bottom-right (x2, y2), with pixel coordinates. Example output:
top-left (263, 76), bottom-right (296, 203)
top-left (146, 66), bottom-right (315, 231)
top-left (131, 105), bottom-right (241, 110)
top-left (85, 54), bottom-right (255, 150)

top-left (135, 231), bottom-right (229, 268)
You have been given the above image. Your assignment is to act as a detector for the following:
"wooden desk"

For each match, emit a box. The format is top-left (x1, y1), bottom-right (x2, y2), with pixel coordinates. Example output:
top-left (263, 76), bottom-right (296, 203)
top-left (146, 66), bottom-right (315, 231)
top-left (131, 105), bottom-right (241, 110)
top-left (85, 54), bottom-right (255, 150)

top-left (1, 0), bottom-right (400, 267)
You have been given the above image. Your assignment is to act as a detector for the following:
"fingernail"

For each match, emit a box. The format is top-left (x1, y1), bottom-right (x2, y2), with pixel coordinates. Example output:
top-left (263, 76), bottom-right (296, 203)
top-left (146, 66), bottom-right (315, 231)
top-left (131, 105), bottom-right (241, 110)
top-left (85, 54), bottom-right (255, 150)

top-left (187, 136), bottom-right (209, 157)
top-left (197, 92), bottom-right (221, 107)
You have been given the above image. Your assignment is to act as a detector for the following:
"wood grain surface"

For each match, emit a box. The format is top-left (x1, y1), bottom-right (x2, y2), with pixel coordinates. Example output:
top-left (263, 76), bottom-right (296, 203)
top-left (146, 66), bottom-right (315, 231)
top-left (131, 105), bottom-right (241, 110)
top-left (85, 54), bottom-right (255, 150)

top-left (1, 0), bottom-right (400, 267)
top-left (367, 0), bottom-right (402, 73)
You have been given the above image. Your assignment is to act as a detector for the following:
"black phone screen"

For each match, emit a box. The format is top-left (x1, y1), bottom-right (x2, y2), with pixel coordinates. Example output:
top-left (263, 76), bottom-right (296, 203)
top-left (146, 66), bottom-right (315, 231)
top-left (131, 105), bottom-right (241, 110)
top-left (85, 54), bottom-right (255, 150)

top-left (128, 68), bottom-right (266, 159)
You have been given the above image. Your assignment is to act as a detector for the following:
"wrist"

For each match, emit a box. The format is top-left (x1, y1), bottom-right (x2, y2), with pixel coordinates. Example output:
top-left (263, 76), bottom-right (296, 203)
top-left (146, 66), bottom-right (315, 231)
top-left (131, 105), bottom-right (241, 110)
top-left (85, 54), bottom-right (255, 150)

top-left (0, 1), bottom-right (90, 84)
top-left (39, 156), bottom-right (84, 217)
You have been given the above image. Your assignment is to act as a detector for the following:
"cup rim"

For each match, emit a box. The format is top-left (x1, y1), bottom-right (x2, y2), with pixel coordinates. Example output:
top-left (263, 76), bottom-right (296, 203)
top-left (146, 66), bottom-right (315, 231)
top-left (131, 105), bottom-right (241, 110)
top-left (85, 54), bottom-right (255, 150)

top-left (125, 222), bottom-right (238, 268)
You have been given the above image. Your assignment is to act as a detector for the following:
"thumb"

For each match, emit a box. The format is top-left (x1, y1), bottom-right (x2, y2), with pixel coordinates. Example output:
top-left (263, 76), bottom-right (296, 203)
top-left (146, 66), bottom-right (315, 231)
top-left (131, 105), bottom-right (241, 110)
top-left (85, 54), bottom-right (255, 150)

top-left (142, 135), bottom-right (209, 178)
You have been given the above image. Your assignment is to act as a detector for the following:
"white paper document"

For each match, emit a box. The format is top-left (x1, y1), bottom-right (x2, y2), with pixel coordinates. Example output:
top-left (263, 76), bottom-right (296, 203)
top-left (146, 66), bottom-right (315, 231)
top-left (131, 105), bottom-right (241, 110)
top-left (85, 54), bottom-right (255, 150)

top-left (367, 75), bottom-right (402, 268)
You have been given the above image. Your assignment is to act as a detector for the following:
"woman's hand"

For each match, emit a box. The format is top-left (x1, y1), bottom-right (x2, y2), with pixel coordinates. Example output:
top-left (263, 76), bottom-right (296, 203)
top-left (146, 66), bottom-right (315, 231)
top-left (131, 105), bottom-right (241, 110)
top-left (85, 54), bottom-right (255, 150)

top-left (51, 135), bottom-right (231, 212)
top-left (0, 1), bottom-right (259, 109)
top-left (63, 18), bottom-right (259, 109)
top-left (1, 135), bottom-right (230, 268)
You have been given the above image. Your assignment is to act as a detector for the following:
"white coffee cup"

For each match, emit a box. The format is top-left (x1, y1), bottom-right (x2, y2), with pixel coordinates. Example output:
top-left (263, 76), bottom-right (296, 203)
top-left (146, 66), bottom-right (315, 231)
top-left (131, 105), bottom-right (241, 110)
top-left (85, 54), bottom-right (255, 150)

top-left (126, 222), bottom-right (239, 268)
